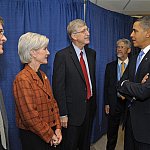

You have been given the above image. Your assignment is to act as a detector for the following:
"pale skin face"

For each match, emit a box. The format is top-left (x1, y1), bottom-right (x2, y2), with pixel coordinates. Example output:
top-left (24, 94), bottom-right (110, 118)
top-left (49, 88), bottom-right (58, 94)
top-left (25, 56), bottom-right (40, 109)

top-left (0, 23), bottom-right (7, 54)
top-left (116, 41), bottom-right (131, 61)
top-left (71, 25), bottom-right (90, 49)
top-left (130, 21), bottom-right (150, 49)
top-left (29, 46), bottom-right (50, 72)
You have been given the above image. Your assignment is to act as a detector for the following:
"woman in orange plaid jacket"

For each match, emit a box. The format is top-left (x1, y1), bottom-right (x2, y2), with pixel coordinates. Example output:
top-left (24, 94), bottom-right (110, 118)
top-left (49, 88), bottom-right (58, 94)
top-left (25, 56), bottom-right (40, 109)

top-left (13, 32), bottom-right (62, 150)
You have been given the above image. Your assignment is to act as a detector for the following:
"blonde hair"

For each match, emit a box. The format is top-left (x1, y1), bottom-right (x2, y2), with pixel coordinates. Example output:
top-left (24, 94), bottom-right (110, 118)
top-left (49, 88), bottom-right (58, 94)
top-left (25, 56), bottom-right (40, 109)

top-left (18, 32), bottom-right (49, 63)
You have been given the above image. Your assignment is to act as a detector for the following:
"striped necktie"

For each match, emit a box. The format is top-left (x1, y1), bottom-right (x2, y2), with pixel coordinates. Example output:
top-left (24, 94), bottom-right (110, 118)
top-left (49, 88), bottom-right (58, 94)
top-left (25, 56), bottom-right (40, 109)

top-left (121, 61), bottom-right (125, 76)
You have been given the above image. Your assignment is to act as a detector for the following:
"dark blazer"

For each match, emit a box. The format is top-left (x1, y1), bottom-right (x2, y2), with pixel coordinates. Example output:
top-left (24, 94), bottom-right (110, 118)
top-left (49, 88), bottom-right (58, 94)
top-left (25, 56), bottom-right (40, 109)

top-left (119, 50), bottom-right (150, 144)
top-left (0, 89), bottom-right (9, 150)
top-left (104, 60), bottom-right (126, 115)
top-left (104, 60), bottom-right (118, 115)
top-left (52, 44), bottom-right (96, 126)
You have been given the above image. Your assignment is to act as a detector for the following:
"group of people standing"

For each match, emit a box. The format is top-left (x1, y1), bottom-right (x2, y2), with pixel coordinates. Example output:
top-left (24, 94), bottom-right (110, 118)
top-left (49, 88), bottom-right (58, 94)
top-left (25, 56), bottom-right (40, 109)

top-left (105, 16), bottom-right (150, 150)
top-left (1, 15), bottom-right (150, 150)
top-left (0, 18), bottom-right (96, 150)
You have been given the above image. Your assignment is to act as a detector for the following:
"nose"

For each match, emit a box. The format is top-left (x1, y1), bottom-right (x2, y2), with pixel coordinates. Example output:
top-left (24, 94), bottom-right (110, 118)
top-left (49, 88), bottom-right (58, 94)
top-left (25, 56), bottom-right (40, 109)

top-left (2, 34), bottom-right (7, 42)
top-left (130, 31), bottom-right (133, 38)
top-left (47, 49), bottom-right (50, 55)
top-left (86, 30), bottom-right (90, 36)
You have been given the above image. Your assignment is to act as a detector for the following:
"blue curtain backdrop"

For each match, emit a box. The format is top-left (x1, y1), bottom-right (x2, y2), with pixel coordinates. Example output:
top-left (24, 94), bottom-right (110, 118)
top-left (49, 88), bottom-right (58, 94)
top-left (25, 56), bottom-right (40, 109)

top-left (0, 0), bottom-right (84, 149)
top-left (86, 1), bottom-right (135, 143)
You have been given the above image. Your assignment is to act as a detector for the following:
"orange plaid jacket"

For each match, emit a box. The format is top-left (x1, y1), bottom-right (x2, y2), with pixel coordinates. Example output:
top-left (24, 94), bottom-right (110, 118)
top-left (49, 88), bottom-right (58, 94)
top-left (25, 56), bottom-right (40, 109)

top-left (13, 65), bottom-right (61, 143)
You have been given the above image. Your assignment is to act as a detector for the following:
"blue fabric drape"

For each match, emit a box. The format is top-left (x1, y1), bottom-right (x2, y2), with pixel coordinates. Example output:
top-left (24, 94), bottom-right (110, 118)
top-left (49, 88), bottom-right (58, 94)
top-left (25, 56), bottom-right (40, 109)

top-left (86, 1), bottom-right (134, 143)
top-left (0, 0), bottom-right (84, 149)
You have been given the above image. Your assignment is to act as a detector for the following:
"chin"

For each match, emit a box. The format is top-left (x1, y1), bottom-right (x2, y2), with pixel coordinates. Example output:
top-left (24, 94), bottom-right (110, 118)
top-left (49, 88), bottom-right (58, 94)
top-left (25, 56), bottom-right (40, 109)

top-left (133, 43), bottom-right (138, 47)
top-left (0, 50), bottom-right (3, 54)
top-left (85, 41), bottom-right (90, 45)
top-left (117, 54), bottom-right (122, 58)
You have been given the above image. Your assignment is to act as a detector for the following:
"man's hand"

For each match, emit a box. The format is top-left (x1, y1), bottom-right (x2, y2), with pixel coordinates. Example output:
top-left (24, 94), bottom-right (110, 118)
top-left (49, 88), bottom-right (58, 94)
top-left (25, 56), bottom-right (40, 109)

top-left (105, 105), bottom-right (110, 114)
top-left (117, 92), bottom-right (125, 100)
top-left (60, 116), bottom-right (68, 128)
top-left (120, 95), bottom-right (125, 100)
top-left (141, 73), bottom-right (149, 83)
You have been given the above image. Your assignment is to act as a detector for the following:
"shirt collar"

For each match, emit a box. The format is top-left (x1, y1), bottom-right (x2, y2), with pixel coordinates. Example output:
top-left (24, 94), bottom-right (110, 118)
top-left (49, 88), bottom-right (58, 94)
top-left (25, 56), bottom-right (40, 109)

top-left (141, 45), bottom-right (150, 55)
top-left (72, 42), bottom-right (85, 58)
top-left (118, 57), bottom-right (129, 65)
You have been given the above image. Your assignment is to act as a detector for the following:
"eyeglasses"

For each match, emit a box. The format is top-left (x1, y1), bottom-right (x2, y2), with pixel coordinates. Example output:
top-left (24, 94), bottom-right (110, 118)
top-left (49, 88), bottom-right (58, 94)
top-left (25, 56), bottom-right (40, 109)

top-left (116, 46), bottom-right (127, 49)
top-left (0, 29), bottom-right (4, 38)
top-left (73, 28), bottom-right (89, 34)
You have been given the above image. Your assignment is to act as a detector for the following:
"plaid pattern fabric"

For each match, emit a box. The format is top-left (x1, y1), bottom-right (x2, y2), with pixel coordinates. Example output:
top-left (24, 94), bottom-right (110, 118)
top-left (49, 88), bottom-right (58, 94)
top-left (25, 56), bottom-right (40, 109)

top-left (13, 65), bottom-right (61, 143)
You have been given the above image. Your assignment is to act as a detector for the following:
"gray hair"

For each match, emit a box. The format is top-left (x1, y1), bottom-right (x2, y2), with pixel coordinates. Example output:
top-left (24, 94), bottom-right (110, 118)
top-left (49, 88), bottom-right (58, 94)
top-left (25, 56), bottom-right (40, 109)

top-left (67, 19), bottom-right (86, 39)
top-left (117, 38), bottom-right (131, 48)
top-left (18, 32), bottom-right (49, 64)
top-left (137, 16), bottom-right (150, 31)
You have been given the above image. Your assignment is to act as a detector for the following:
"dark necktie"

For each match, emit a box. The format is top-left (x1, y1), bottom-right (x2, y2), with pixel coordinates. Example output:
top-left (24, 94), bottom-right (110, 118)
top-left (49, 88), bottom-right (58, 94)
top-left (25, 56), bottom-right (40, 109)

top-left (80, 52), bottom-right (91, 100)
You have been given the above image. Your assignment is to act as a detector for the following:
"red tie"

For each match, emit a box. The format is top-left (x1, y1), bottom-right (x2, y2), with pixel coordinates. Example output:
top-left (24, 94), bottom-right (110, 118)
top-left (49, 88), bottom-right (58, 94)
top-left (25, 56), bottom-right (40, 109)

top-left (80, 52), bottom-right (91, 100)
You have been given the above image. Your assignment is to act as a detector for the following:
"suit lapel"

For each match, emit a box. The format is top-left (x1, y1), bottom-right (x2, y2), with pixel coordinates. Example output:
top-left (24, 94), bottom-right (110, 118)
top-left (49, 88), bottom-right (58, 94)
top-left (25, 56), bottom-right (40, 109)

top-left (0, 89), bottom-right (8, 127)
top-left (0, 89), bottom-right (8, 147)
top-left (129, 56), bottom-right (137, 81)
top-left (85, 47), bottom-right (94, 83)
top-left (26, 65), bottom-right (51, 96)
top-left (138, 50), bottom-right (150, 70)
top-left (114, 61), bottom-right (118, 82)
top-left (69, 45), bottom-right (85, 82)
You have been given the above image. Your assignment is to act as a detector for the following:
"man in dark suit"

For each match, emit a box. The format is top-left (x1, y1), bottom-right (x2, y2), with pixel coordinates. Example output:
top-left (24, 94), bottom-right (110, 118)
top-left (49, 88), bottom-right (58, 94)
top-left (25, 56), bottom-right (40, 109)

top-left (0, 16), bottom-right (9, 150)
top-left (118, 16), bottom-right (150, 150)
top-left (104, 38), bottom-right (131, 150)
top-left (52, 19), bottom-right (96, 150)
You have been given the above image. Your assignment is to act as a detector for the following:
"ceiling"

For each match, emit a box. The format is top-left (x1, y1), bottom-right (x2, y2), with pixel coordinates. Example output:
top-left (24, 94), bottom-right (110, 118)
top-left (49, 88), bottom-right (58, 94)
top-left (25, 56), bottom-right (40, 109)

top-left (89, 0), bottom-right (150, 16)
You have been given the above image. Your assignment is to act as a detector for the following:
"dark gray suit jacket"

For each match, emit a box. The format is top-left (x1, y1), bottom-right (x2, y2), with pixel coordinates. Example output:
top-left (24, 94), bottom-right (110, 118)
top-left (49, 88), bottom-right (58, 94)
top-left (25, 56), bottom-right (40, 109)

top-left (104, 60), bottom-right (126, 115)
top-left (0, 89), bottom-right (9, 149)
top-left (119, 50), bottom-right (150, 144)
top-left (52, 44), bottom-right (96, 126)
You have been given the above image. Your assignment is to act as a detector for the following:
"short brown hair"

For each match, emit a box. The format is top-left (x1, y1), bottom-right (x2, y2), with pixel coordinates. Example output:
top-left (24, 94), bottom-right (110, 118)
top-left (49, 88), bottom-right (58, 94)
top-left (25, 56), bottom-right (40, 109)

top-left (0, 16), bottom-right (4, 25)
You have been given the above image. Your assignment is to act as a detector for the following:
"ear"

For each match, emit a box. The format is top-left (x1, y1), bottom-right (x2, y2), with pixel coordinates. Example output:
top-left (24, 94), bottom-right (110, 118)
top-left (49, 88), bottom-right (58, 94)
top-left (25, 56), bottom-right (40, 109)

top-left (146, 29), bottom-right (150, 38)
top-left (30, 50), bottom-right (37, 58)
top-left (127, 48), bottom-right (131, 54)
top-left (71, 33), bottom-right (77, 41)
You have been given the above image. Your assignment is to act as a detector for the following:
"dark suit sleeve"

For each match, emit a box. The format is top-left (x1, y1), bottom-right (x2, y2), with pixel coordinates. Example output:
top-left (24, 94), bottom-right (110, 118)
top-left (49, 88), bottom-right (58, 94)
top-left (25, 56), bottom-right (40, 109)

top-left (119, 78), bottom-right (150, 101)
top-left (52, 52), bottom-right (67, 116)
